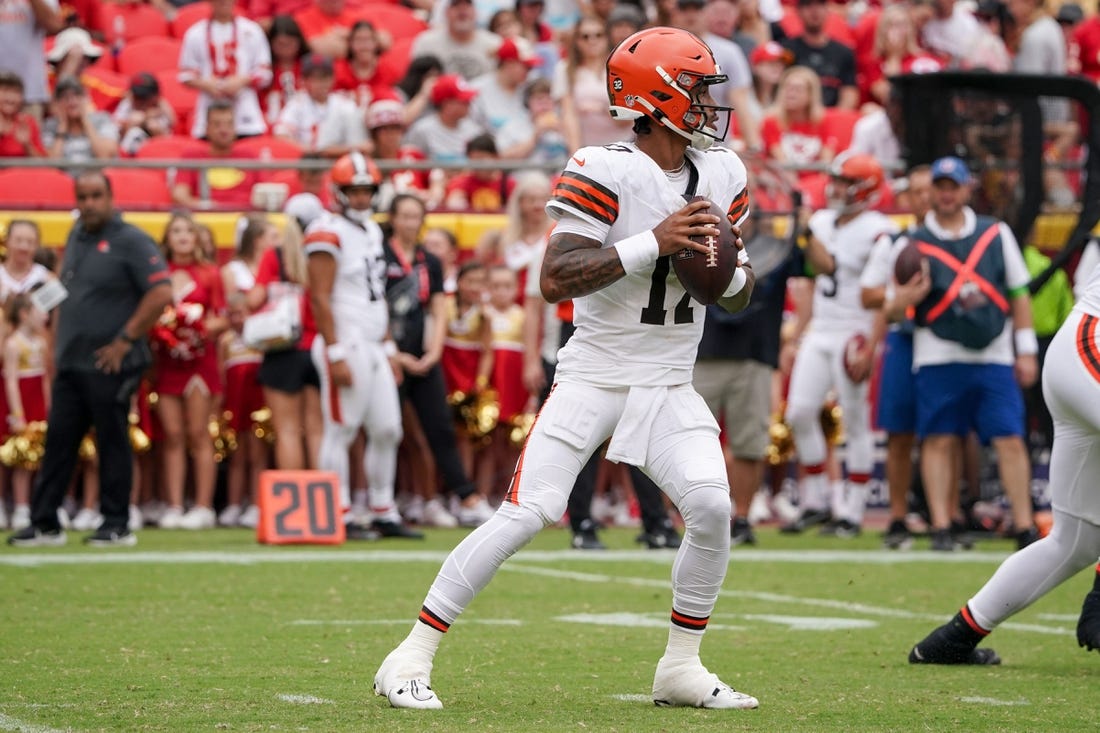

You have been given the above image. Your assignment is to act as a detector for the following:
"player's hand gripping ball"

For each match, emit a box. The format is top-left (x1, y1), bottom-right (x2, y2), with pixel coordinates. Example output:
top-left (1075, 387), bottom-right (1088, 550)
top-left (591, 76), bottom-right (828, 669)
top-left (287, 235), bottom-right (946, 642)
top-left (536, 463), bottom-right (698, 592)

top-left (672, 196), bottom-right (740, 305)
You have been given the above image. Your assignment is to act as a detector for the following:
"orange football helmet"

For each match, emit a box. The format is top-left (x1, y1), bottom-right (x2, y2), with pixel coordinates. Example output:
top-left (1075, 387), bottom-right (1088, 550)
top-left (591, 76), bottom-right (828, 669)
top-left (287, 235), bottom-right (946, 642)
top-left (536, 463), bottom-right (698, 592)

top-left (606, 27), bottom-right (731, 150)
top-left (826, 153), bottom-right (884, 214)
top-left (330, 151), bottom-right (382, 213)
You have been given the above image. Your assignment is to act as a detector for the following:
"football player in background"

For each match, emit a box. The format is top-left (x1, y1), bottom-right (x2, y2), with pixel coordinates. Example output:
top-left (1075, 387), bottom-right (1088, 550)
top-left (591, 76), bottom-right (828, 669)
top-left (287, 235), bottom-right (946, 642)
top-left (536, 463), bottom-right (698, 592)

top-left (782, 154), bottom-right (898, 538)
top-left (374, 27), bottom-right (758, 711)
top-left (909, 257), bottom-right (1100, 663)
top-left (305, 152), bottom-right (418, 540)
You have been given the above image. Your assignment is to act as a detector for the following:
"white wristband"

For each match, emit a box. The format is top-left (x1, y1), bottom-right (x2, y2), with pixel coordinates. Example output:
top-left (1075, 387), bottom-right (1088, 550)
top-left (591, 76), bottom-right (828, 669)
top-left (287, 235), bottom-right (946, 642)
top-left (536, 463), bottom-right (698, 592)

top-left (613, 230), bottom-right (659, 275)
top-left (722, 266), bottom-right (748, 298)
top-left (737, 248), bottom-right (750, 265)
top-left (1014, 328), bottom-right (1039, 356)
top-left (382, 340), bottom-right (398, 357)
top-left (326, 343), bottom-right (347, 362)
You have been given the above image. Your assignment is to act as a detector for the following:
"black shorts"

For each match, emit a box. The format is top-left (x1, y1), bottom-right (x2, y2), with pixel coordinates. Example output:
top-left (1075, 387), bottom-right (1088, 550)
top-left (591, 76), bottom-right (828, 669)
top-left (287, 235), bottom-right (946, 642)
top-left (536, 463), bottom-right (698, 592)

top-left (258, 348), bottom-right (320, 394)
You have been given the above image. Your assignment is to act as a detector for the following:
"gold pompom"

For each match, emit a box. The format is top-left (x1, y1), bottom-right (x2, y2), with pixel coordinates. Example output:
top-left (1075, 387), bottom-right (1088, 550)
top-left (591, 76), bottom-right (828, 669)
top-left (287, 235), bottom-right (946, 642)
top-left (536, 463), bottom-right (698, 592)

top-left (0, 421), bottom-right (47, 470)
top-left (767, 411), bottom-right (796, 467)
top-left (209, 413), bottom-right (239, 463)
top-left (820, 401), bottom-right (845, 446)
top-left (79, 433), bottom-right (97, 461)
top-left (128, 413), bottom-right (152, 454)
top-left (250, 407), bottom-right (276, 445)
top-left (147, 391), bottom-right (159, 408)
top-left (508, 412), bottom-right (536, 450)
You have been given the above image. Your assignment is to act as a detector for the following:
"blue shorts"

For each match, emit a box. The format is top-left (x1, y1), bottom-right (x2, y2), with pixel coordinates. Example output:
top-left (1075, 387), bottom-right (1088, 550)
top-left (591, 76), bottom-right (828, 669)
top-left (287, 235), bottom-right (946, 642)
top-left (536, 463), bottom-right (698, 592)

top-left (914, 363), bottom-right (1025, 442)
top-left (876, 330), bottom-right (916, 434)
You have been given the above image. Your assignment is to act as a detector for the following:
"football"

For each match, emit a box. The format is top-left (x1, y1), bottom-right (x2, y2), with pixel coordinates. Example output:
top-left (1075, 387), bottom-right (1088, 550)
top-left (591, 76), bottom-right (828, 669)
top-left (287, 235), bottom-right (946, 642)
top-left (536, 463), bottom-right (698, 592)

top-left (843, 332), bottom-right (869, 383)
top-left (893, 240), bottom-right (925, 284)
top-left (671, 196), bottom-right (740, 305)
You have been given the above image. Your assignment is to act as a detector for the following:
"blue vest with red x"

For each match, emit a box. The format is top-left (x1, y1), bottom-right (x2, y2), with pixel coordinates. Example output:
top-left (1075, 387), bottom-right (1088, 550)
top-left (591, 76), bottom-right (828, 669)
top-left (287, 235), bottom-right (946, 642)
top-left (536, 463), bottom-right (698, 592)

top-left (912, 215), bottom-right (1010, 350)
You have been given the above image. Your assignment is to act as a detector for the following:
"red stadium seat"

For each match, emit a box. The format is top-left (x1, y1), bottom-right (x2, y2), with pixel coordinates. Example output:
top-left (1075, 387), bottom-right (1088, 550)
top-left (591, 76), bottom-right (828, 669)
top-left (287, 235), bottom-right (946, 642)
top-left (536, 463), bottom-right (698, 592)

top-left (368, 5), bottom-right (429, 43)
top-left (171, 3), bottom-right (211, 39)
top-left (236, 135), bottom-right (303, 160)
top-left (133, 135), bottom-right (195, 160)
top-left (99, 4), bottom-right (171, 44)
top-left (0, 168), bottom-right (76, 208)
top-left (377, 36), bottom-right (415, 87)
top-left (154, 71), bottom-right (199, 132)
top-left (117, 38), bottom-right (182, 77)
top-left (103, 168), bottom-right (173, 209)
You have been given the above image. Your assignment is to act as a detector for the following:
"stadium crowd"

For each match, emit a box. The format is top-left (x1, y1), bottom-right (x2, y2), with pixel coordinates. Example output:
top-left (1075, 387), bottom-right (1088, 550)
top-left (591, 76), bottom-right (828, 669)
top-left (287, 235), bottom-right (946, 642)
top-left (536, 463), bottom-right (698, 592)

top-left (0, 0), bottom-right (1094, 548)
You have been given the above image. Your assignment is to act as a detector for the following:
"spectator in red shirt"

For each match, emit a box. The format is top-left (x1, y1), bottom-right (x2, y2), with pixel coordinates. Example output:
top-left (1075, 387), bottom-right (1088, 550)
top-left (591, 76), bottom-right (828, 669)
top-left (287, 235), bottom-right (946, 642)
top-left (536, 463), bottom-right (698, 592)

top-left (1070, 5), bottom-right (1100, 82)
top-left (860, 4), bottom-right (943, 107)
top-left (0, 72), bottom-right (45, 158)
top-left (262, 15), bottom-right (309, 129)
top-left (333, 20), bottom-right (396, 110)
top-left (443, 133), bottom-right (514, 212)
top-left (294, 0), bottom-right (366, 59)
top-left (172, 101), bottom-right (261, 210)
top-left (760, 65), bottom-right (835, 180)
top-left (249, 0), bottom-right (314, 31)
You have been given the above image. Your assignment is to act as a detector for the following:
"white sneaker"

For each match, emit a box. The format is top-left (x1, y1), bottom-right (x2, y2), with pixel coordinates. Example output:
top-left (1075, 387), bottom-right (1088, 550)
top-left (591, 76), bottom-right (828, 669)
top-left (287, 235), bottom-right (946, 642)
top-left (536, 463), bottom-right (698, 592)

top-left (402, 496), bottom-right (425, 525)
top-left (422, 499), bottom-right (458, 528)
top-left (141, 500), bottom-right (165, 525)
top-left (178, 506), bottom-right (216, 530)
top-left (218, 504), bottom-right (243, 527)
top-left (128, 505), bottom-right (143, 532)
top-left (158, 506), bottom-right (184, 530)
top-left (0, 504), bottom-right (7, 530)
top-left (239, 504), bottom-right (260, 529)
top-left (373, 646), bottom-right (443, 710)
top-left (10, 505), bottom-right (30, 531)
top-left (747, 491), bottom-right (774, 525)
top-left (652, 656), bottom-right (758, 710)
top-left (455, 496), bottom-right (495, 527)
top-left (71, 507), bottom-right (103, 532)
top-left (57, 507), bottom-right (72, 530)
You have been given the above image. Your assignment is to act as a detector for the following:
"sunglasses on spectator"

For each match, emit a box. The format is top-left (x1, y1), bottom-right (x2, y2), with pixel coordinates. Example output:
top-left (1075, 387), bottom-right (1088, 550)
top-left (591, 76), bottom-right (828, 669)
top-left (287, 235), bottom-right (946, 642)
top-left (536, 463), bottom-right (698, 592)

top-left (579, 31), bottom-right (605, 40)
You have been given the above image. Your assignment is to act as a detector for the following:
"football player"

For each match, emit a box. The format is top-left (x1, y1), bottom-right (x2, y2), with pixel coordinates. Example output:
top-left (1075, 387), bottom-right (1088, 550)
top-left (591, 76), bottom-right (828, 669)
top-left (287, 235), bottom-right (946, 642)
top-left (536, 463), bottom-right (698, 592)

top-left (375, 27), bottom-right (758, 710)
top-left (782, 154), bottom-right (898, 537)
top-left (909, 259), bottom-right (1100, 663)
top-left (305, 152), bottom-right (418, 540)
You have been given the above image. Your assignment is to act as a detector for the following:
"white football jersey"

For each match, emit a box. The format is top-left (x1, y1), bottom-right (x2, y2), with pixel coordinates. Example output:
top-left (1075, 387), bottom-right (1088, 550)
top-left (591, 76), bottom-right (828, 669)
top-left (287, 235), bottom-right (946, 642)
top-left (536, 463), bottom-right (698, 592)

top-left (806, 209), bottom-right (897, 336)
top-left (304, 212), bottom-right (389, 343)
top-left (546, 142), bottom-right (750, 387)
top-left (1076, 249), bottom-right (1100, 317)
top-left (179, 17), bottom-right (272, 137)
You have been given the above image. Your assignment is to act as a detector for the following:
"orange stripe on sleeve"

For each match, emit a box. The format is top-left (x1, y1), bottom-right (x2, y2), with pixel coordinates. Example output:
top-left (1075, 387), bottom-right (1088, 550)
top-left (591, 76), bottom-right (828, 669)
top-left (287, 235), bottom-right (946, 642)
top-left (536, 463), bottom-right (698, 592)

top-left (304, 231), bottom-right (341, 248)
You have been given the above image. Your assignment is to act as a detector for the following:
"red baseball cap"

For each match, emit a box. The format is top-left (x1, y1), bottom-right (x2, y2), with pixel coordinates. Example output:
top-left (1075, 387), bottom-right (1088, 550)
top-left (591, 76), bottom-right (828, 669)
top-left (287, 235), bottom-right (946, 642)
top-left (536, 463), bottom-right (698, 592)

top-left (497, 38), bottom-right (541, 68)
top-left (430, 74), bottom-right (478, 106)
top-left (750, 41), bottom-right (794, 67)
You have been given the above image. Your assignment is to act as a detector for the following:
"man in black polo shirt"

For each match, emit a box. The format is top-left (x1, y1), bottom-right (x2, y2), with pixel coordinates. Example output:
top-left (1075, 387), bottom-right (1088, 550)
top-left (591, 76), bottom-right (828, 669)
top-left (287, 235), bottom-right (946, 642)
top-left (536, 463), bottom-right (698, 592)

top-left (783, 0), bottom-right (858, 109)
top-left (8, 170), bottom-right (172, 547)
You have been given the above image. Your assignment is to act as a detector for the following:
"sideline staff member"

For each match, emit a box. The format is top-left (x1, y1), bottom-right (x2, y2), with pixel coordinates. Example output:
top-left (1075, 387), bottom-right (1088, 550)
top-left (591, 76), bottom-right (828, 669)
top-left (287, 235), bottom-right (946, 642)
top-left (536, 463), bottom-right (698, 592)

top-left (8, 170), bottom-right (172, 547)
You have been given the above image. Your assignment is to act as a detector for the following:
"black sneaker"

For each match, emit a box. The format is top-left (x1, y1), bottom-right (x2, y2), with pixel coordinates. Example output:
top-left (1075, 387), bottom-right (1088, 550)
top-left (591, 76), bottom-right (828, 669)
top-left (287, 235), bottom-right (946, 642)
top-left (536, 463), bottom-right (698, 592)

top-left (909, 623), bottom-right (1001, 665)
top-left (636, 520), bottom-right (682, 550)
top-left (819, 519), bottom-right (860, 538)
top-left (372, 519), bottom-right (425, 539)
top-left (345, 522), bottom-right (380, 541)
top-left (780, 508), bottom-right (831, 534)
top-left (7, 526), bottom-right (66, 547)
top-left (951, 521), bottom-right (975, 551)
top-left (83, 528), bottom-right (137, 547)
top-left (1077, 589), bottom-right (1100, 652)
top-left (930, 528), bottom-right (956, 552)
top-left (571, 523), bottom-right (606, 550)
top-left (882, 519), bottom-right (913, 550)
top-left (1015, 526), bottom-right (1040, 550)
top-left (730, 517), bottom-right (756, 547)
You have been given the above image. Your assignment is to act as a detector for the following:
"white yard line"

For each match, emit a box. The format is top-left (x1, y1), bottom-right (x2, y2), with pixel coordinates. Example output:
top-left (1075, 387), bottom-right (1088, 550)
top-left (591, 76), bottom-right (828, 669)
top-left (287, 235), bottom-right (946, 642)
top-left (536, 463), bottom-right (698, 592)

top-left (275, 694), bottom-right (333, 705)
top-left (0, 712), bottom-right (73, 733)
top-left (959, 696), bottom-right (1030, 706)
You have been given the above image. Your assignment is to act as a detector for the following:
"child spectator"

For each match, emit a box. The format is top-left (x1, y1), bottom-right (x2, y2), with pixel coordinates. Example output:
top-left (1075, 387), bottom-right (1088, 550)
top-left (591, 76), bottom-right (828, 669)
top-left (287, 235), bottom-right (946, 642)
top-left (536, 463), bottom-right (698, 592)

top-left (404, 73), bottom-right (485, 165)
top-left (43, 76), bottom-right (119, 166)
top-left (0, 220), bottom-right (53, 302)
top-left (223, 215), bottom-right (278, 302)
top-left (480, 265), bottom-right (525, 498)
top-left (476, 170), bottom-right (551, 299)
top-left (497, 76), bottom-right (568, 164)
top-left (274, 52), bottom-right (368, 157)
top-left (262, 15), bottom-right (309, 129)
top-left (114, 73), bottom-right (178, 157)
top-left (443, 133), bottom-right (514, 211)
top-left (3, 294), bottom-right (49, 535)
top-left (179, 0), bottom-right (272, 138)
top-left (0, 73), bottom-right (44, 158)
top-left (153, 213), bottom-right (228, 531)
top-left (423, 226), bottom-right (460, 293)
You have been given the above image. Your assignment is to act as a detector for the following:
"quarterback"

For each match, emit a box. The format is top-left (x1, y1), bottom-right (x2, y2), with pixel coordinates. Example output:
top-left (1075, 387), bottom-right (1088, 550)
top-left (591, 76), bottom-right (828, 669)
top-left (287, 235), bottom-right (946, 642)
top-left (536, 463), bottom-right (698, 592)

top-left (374, 28), bottom-right (758, 710)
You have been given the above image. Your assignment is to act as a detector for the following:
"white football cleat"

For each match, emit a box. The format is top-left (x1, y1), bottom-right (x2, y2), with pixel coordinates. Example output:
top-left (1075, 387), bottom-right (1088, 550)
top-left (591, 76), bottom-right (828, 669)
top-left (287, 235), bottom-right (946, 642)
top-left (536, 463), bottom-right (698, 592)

top-left (374, 647), bottom-right (443, 710)
top-left (652, 655), bottom-right (759, 710)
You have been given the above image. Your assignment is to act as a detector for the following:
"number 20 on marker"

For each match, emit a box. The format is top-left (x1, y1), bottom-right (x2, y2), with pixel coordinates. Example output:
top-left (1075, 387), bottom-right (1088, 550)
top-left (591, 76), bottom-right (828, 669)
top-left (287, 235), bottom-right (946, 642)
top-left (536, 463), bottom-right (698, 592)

top-left (256, 470), bottom-right (346, 545)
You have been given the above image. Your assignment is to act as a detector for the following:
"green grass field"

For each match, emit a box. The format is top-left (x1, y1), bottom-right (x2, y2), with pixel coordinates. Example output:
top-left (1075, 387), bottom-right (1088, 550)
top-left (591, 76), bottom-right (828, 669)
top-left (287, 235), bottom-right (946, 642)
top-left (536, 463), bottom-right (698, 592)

top-left (2, 526), bottom-right (1096, 733)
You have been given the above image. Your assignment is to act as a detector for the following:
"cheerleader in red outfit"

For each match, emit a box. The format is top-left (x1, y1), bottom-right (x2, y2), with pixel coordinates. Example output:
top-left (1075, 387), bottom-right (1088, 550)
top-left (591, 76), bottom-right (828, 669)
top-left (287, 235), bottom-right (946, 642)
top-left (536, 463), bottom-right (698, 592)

top-left (3, 294), bottom-right (49, 533)
top-left (218, 295), bottom-right (269, 527)
top-left (479, 266), bottom-right (526, 499)
top-left (440, 262), bottom-right (492, 478)
top-left (154, 214), bottom-right (228, 531)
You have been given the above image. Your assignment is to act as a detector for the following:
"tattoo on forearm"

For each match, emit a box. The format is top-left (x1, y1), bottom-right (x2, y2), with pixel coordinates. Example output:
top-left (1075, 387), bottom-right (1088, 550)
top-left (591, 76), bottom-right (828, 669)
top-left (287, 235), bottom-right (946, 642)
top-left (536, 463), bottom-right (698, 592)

top-left (541, 232), bottom-right (626, 302)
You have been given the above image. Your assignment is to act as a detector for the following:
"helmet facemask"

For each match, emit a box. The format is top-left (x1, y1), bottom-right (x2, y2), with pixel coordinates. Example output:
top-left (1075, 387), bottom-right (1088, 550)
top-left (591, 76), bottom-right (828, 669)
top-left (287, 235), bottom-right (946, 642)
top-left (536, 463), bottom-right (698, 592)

top-left (653, 67), bottom-right (732, 150)
top-left (826, 175), bottom-right (878, 216)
